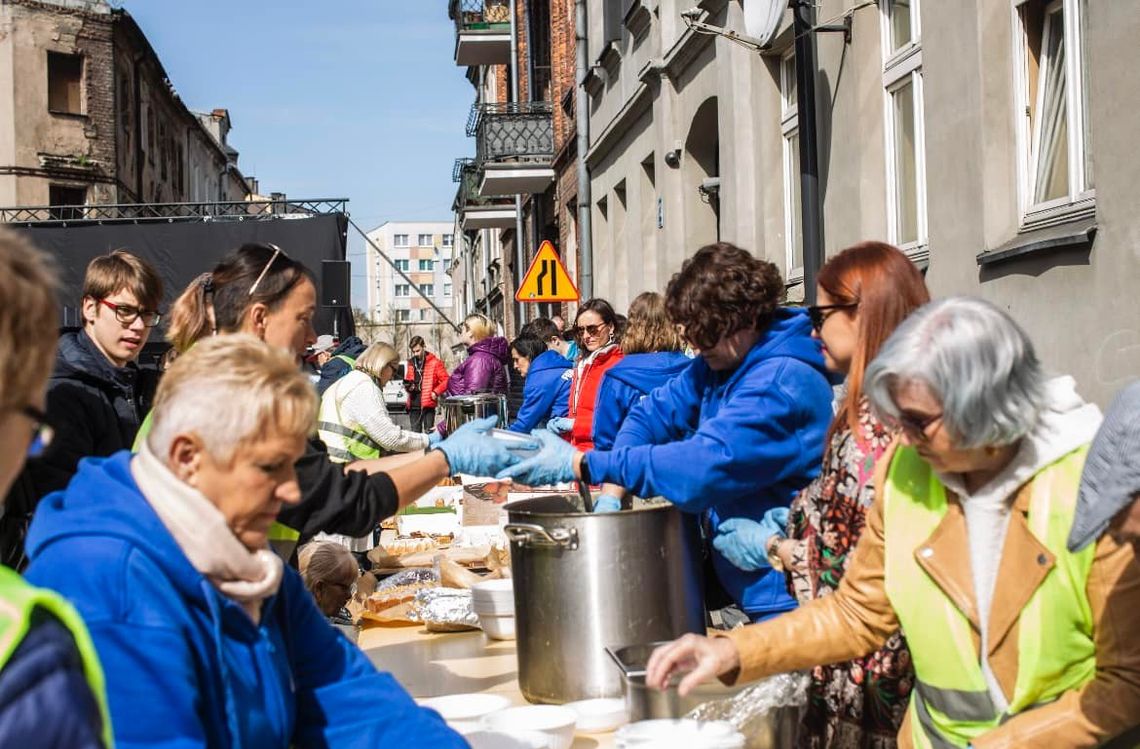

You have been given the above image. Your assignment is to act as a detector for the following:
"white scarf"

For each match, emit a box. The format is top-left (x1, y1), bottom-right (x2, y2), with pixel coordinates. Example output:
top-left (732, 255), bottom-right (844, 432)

top-left (131, 442), bottom-right (284, 624)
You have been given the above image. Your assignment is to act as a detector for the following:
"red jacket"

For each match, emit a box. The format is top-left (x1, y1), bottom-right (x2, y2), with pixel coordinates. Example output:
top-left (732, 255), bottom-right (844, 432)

top-left (405, 352), bottom-right (449, 409)
top-left (567, 345), bottom-right (624, 450)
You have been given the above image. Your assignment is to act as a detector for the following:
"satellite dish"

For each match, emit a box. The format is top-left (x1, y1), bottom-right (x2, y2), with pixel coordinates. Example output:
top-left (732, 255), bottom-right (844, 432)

top-left (742, 0), bottom-right (787, 49)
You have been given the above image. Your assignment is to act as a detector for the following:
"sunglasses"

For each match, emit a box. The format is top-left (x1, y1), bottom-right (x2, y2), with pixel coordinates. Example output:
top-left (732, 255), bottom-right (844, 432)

top-left (20, 405), bottom-right (54, 458)
top-left (98, 299), bottom-right (162, 328)
top-left (806, 303), bottom-right (858, 332)
top-left (575, 322), bottom-right (609, 337)
top-left (248, 245), bottom-right (288, 296)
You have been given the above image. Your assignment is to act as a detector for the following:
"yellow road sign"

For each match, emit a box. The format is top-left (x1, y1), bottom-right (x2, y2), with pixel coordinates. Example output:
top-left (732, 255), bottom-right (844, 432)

top-left (515, 241), bottom-right (580, 302)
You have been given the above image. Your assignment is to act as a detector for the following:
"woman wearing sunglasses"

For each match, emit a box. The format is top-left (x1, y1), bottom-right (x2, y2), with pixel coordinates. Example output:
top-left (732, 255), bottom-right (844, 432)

top-left (647, 297), bottom-right (1140, 748)
top-left (714, 242), bottom-right (928, 748)
top-left (549, 298), bottom-right (624, 450)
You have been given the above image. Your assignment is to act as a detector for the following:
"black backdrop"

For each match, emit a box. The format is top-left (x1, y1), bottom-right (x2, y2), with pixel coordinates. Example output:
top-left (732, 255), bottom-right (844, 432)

top-left (14, 213), bottom-right (353, 365)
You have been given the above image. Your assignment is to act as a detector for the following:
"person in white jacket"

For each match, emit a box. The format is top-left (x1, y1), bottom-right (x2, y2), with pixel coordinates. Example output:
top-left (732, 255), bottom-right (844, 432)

top-left (317, 341), bottom-right (437, 552)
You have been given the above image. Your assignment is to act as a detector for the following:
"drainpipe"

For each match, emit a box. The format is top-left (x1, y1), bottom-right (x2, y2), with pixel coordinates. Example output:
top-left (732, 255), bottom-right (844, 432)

top-left (510, 0), bottom-right (526, 332)
top-left (574, 0), bottom-right (593, 299)
top-left (132, 54), bottom-right (144, 201)
top-left (793, 0), bottom-right (823, 305)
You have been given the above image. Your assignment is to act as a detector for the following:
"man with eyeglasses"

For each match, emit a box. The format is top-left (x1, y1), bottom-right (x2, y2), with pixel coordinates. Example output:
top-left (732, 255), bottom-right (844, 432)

top-left (19, 250), bottom-right (163, 512)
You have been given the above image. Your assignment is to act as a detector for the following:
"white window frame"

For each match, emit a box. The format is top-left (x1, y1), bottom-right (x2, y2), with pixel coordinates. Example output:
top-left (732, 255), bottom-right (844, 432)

top-left (417, 233), bottom-right (433, 247)
top-left (393, 234), bottom-right (409, 247)
top-left (444, 283), bottom-right (453, 297)
top-left (881, 0), bottom-right (928, 256)
top-left (394, 284), bottom-right (410, 297)
top-left (442, 234), bottom-right (454, 248)
top-left (394, 259), bottom-right (410, 271)
top-left (418, 259), bottom-right (434, 272)
top-left (1011, 0), bottom-right (1094, 228)
top-left (780, 50), bottom-right (803, 283)
top-left (420, 283), bottom-right (435, 297)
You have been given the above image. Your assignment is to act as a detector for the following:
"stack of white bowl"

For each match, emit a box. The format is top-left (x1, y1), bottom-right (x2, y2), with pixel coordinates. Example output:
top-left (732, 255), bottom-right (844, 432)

top-left (470, 578), bottom-right (515, 639)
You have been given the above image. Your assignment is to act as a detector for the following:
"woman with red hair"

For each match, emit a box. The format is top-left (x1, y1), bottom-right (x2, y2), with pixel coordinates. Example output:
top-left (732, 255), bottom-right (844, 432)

top-left (722, 242), bottom-right (930, 748)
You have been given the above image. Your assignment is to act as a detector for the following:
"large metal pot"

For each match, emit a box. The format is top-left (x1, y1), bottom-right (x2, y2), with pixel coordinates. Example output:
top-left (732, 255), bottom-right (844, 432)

top-left (504, 495), bottom-right (705, 704)
top-left (439, 393), bottom-right (508, 434)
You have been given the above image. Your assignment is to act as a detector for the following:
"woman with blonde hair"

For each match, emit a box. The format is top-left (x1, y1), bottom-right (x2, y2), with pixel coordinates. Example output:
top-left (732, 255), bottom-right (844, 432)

top-left (317, 341), bottom-right (436, 552)
top-left (25, 336), bottom-right (467, 747)
top-left (444, 313), bottom-right (510, 397)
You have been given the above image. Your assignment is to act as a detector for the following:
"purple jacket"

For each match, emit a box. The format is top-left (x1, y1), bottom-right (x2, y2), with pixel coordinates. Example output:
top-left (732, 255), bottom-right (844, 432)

top-left (446, 336), bottom-right (510, 396)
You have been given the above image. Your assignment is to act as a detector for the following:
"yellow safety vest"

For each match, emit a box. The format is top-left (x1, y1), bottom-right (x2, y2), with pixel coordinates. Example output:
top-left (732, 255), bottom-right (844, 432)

top-left (882, 445), bottom-right (1096, 748)
top-left (316, 373), bottom-right (388, 464)
top-left (0, 565), bottom-right (114, 747)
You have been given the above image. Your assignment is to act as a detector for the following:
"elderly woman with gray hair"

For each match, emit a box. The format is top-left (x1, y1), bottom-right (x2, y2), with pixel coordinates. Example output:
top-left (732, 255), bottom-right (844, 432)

top-left (23, 336), bottom-right (466, 747)
top-left (646, 297), bottom-right (1140, 748)
top-left (298, 541), bottom-right (362, 642)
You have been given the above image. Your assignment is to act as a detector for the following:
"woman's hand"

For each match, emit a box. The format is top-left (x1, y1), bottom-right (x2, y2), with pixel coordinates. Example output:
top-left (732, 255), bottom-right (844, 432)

top-left (645, 634), bottom-right (741, 696)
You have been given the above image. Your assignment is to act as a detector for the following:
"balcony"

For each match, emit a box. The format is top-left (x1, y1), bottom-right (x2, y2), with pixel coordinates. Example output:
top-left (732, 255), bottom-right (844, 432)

top-left (449, 0), bottom-right (512, 67)
top-left (453, 158), bottom-right (517, 231)
top-left (471, 102), bottom-right (555, 196)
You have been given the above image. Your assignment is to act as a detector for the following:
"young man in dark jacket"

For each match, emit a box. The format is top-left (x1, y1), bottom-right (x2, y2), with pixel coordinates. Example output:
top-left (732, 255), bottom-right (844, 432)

top-left (6, 251), bottom-right (163, 566)
top-left (316, 335), bottom-right (367, 396)
top-left (0, 229), bottom-right (110, 747)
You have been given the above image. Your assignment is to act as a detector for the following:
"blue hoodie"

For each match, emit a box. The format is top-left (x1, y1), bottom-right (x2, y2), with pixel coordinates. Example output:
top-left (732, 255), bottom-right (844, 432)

top-left (592, 351), bottom-right (693, 451)
top-left (508, 349), bottom-right (573, 433)
top-left (584, 308), bottom-right (832, 619)
top-left (23, 453), bottom-right (465, 749)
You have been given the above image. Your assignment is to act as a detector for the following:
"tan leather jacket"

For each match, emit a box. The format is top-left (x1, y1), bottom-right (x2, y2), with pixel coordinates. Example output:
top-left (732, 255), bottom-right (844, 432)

top-left (717, 449), bottom-right (1140, 748)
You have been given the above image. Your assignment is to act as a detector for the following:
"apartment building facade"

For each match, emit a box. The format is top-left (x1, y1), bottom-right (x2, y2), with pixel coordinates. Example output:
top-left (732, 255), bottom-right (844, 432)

top-left (0, 0), bottom-right (251, 211)
top-left (583, 0), bottom-right (1138, 405)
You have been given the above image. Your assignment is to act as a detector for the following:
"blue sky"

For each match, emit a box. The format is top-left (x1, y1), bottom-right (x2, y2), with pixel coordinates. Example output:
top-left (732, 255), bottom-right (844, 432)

top-left (118, 1), bottom-right (472, 306)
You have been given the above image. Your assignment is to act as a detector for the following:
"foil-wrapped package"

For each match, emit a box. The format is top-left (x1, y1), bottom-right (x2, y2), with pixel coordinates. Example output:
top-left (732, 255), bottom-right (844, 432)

top-left (685, 672), bottom-right (809, 749)
top-left (407, 587), bottom-right (480, 632)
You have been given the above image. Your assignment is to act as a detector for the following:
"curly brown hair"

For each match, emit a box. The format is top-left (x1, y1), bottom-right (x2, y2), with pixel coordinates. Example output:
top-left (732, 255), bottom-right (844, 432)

top-left (665, 243), bottom-right (785, 350)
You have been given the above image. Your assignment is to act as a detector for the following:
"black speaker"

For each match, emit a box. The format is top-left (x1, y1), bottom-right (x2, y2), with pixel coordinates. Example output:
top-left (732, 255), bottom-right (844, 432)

top-left (320, 260), bottom-right (350, 307)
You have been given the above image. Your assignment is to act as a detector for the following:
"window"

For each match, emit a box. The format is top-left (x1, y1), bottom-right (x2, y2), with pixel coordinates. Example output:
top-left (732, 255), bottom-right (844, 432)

top-left (394, 259), bottom-right (410, 271)
top-left (419, 284), bottom-right (435, 297)
top-left (395, 284), bottom-right (410, 297)
top-left (393, 234), bottom-right (409, 247)
top-left (396, 309), bottom-right (411, 322)
top-left (780, 52), bottom-right (803, 280)
top-left (417, 233), bottom-right (433, 246)
top-left (1015, 0), bottom-right (1093, 222)
top-left (418, 259), bottom-right (434, 272)
top-left (882, 0), bottom-right (927, 249)
top-left (444, 283), bottom-right (453, 297)
top-left (48, 185), bottom-right (87, 220)
top-left (47, 52), bottom-right (83, 115)
top-left (420, 309), bottom-right (429, 321)
top-left (442, 234), bottom-right (454, 248)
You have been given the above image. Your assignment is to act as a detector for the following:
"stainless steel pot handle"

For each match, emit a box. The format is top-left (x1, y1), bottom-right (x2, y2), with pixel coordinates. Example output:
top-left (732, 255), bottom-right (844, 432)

top-left (503, 523), bottom-right (578, 549)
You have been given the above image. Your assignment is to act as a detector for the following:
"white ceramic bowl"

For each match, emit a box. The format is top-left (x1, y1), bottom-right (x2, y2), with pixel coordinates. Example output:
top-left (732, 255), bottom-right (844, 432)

top-left (482, 705), bottom-right (577, 749)
top-left (418, 693), bottom-right (512, 723)
top-left (465, 729), bottom-right (551, 749)
top-left (476, 611), bottom-right (516, 640)
top-left (615, 719), bottom-right (745, 749)
top-left (564, 697), bottom-right (629, 733)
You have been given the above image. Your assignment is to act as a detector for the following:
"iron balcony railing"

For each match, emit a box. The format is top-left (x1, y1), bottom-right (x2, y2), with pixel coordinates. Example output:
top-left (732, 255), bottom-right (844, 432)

top-left (448, 0), bottom-right (511, 34)
top-left (472, 102), bottom-right (554, 164)
top-left (0, 198), bottom-right (347, 226)
top-left (452, 158), bottom-right (517, 213)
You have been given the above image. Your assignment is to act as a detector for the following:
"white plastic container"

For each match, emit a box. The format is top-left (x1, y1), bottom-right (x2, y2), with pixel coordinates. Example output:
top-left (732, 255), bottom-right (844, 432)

top-left (418, 693), bottom-right (512, 724)
top-left (482, 705), bottom-right (577, 749)
top-left (474, 610), bottom-right (517, 640)
top-left (471, 578), bottom-right (515, 608)
top-left (465, 729), bottom-right (551, 749)
top-left (564, 697), bottom-right (629, 733)
top-left (615, 719), bottom-right (746, 749)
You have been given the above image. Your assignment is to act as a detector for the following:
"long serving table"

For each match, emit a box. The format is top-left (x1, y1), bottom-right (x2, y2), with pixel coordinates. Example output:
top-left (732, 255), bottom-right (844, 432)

top-left (359, 622), bottom-right (617, 748)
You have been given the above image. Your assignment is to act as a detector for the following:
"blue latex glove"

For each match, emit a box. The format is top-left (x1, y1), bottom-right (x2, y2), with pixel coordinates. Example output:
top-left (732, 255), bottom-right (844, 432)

top-left (762, 507), bottom-right (790, 537)
top-left (712, 513), bottom-right (786, 572)
top-left (495, 429), bottom-right (579, 486)
top-left (592, 494), bottom-right (622, 513)
top-left (427, 431), bottom-right (443, 448)
top-left (436, 416), bottom-right (522, 477)
top-left (547, 416), bottom-right (574, 435)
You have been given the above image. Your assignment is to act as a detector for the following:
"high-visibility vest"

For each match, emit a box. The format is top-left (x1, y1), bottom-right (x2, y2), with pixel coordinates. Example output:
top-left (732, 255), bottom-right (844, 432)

top-left (882, 445), bottom-right (1096, 748)
top-left (316, 375), bottom-right (388, 464)
top-left (333, 354), bottom-right (356, 368)
top-left (0, 565), bottom-right (114, 747)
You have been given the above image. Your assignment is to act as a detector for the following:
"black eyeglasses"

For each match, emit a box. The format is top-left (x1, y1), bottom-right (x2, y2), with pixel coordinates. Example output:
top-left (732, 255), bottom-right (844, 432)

top-left (98, 299), bottom-right (162, 327)
top-left (806, 303), bottom-right (858, 332)
top-left (20, 405), bottom-right (54, 458)
top-left (894, 411), bottom-right (943, 441)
